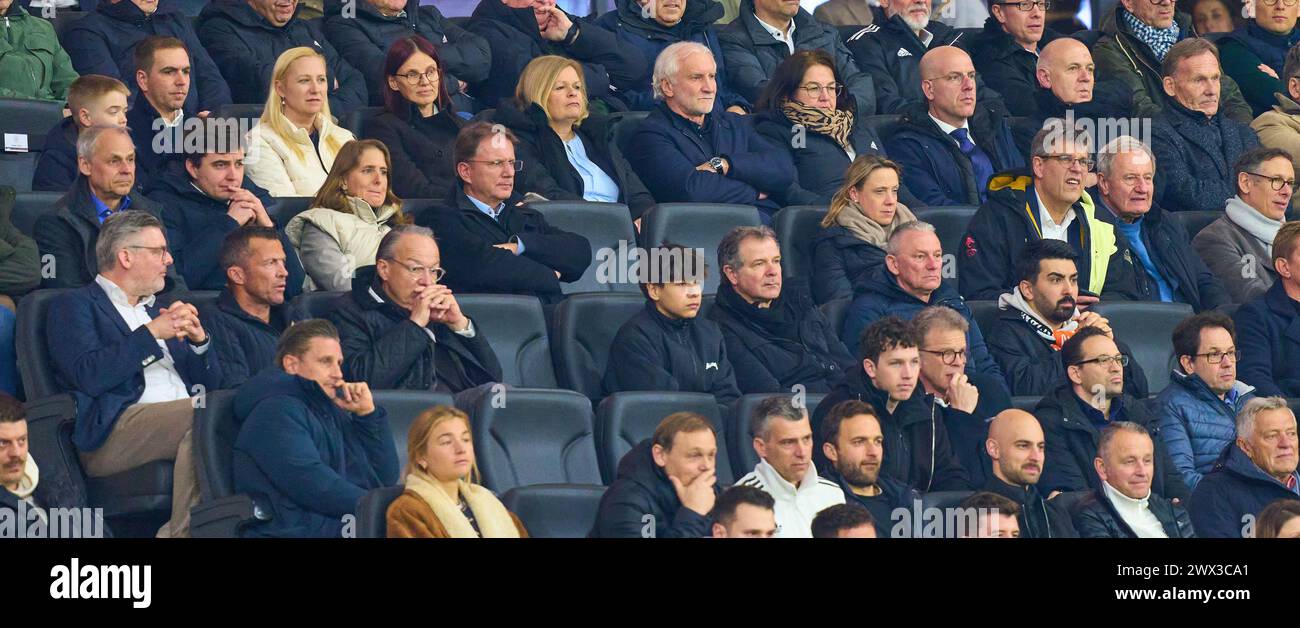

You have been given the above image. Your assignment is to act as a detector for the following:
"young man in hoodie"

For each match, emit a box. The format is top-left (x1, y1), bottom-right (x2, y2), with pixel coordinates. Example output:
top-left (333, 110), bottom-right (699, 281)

top-left (735, 395), bottom-right (845, 538)
top-left (1193, 147), bottom-right (1292, 304)
top-left (590, 411), bottom-right (720, 538)
top-left (982, 408), bottom-right (1076, 538)
top-left (813, 315), bottom-right (971, 492)
top-left (818, 398), bottom-right (920, 538)
top-left (232, 319), bottom-right (400, 538)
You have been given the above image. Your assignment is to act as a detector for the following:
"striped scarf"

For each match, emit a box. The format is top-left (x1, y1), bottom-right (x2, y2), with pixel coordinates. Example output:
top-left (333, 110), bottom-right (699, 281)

top-left (1121, 8), bottom-right (1180, 62)
top-left (781, 99), bottom-right (855, 151)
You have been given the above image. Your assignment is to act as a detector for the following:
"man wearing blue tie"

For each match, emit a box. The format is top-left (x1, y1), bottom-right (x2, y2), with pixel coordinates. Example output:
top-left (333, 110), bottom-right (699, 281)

top-left (885, 46), bottom-right (1024, 207)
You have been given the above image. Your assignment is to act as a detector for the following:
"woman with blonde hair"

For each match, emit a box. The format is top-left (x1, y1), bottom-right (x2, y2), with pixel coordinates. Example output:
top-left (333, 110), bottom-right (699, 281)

top-left (245, 47), bottom-right (357, 197)
top-left (810, 154), bottom-right (918, 304)
top-left (387, 405), bottom-right (528, 538)
top-left (490, 55), bottom-right (655, 221)
top-left (285, 139), bottom-right (407, 291)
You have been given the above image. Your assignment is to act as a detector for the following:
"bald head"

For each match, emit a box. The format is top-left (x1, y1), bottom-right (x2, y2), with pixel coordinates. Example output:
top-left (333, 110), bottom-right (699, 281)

top-left (1036, 38), bottom-right (1094, 104)
top-left (986, 409), bottom-right (1046, 487)
top-left (920, 47), bottom-right (977, 126)
top-left (919, 46), bottom-right (971, 80)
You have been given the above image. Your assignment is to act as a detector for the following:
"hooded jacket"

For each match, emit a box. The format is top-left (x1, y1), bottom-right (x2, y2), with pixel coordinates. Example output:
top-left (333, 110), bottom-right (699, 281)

top-left (1151, 97), bottom-right (1260, 213)
top-left (885, 101), bottom-right (1024, 208)
top-left (0, 3), bottom-right (77, 101)
top-left (1252, 92), bottom-right (1300, 186)
top-left (735, 459), bottom-right (845, 538)
top-left (232, 368), bottom-right (400, 538)
top-left (603, 300), bottom-right (743, 406)
top-left (202, 288), bottom-right (293, 390)
top-left (1188, 443), bottom-right (1300, 538)
top-left (1192, 204), bottom-right (1276, 305)
top-left (827, 468), bottom-right (919, 538)
top-left (1071, 486), bottom-right (1195, 538)
top-left (981, 475), bottom-right (1076, 538)
top-left (1234, 279), bottom-right (1300, 397)
top-left (964, 16), bottom-right (1062, 118)
top-left (842, 13), bottom-right (968, 115)
top-left (1216, 21), bottom-right (1300, 118)
top-left (329, 265), bottom-right (503, 393)
top-left (589, 439), bottom-right (717, 538)
top-left (364, 105), bottom-right (465, 200)
top-left (1155, 371), bottom-right (1255, 490)
top-left (284, 196), bottom-right (398, 292)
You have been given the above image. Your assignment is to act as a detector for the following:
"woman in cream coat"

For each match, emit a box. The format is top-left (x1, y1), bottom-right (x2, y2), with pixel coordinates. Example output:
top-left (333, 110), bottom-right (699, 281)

top-left (285, 138), bottom-right (407, 291)
top-left (245, 47), bottom-right (356, 198)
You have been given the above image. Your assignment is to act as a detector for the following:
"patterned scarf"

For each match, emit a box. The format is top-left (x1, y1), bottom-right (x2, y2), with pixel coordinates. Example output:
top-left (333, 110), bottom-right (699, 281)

top-left (781, 99), bottom-right (855, 151)
top-left (1120, 8), bottom-right (1180, 62)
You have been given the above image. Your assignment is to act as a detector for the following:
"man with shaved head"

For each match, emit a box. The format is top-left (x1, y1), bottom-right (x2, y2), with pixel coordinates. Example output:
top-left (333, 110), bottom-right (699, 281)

top-left (886, 46), bottom-right (1024, 207)
top-left (982, 409), bottom-right (1075, 538)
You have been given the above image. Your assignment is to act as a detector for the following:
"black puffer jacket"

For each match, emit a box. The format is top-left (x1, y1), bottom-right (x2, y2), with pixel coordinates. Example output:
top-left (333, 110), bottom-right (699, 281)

top-left (364, 105), bottom-right (465, 200)
top-left (1071, 487), bottom-right (1195, 538)
top-left (589, 439), bottom-right (718, 538)
top-left (202, 289), bottom-right (293, 390)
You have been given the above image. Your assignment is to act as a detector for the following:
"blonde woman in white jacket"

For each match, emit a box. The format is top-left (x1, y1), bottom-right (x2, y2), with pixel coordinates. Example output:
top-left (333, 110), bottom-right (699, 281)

top-left (245, 47), bottom-right (356, 198)
top-left (285, 138), bottom-right (408, 291)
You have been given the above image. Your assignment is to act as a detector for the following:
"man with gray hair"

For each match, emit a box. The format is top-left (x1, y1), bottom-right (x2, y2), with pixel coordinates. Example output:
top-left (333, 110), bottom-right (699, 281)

top-left (46, 210), bottom-right (221, 538)
top-left (1072, 421), bottom-right (1196, 538)
top-left (736, 394), bottom-right (845, 538)
top-left (34, 125), bottom-right (175, 291)
top-left (1093, 135), bottom-right (1229, 312)
top-left (329, 224), bottom-right (502, 394)
top-left (626, 41), bottom-right (794, 222)
top-left (1190, 396), bottom-right (1300, 537)
top-left (707, 225), bottom-right (854, 394)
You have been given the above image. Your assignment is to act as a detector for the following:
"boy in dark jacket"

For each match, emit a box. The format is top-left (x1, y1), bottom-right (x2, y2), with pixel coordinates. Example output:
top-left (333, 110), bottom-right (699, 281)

top-left (33, 75), bottom-right (130, 193)
top-left (819, 398), bottom-right (922, 538)
top-left (1071, 421), bottom-right (1196, 538)
top-left (233, 319), bottom-right (399, 538)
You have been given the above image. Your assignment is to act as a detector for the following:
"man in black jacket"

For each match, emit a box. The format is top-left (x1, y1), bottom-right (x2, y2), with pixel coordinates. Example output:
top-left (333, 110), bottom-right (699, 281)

top-left (330, 225), bottom-right (502, 394)
top-left (812, 316), bottom-right (971, 492)
top-left (964, 0), bottom-right (1060, 118)
top-left (983, 409), bottom-right (1076, 538)
top-left (604, 242), bottom-right (742, 405)
top-left (203, 226), bottom-right (297, 390)
top-left (819, 398), bottom-right (921, 538)
top-left (590, 411), bottom-right (720, 538)
top-left (1072, 421), bottom-right (1196, 537)
top-left (125, 37), bottom-right (198, 188)
top-left (1034, 326), bottom-right (1190, 500)
top-left (418, 122), bottom-right (591, 304)
top-left (708, 226), bottom-right (854, 394)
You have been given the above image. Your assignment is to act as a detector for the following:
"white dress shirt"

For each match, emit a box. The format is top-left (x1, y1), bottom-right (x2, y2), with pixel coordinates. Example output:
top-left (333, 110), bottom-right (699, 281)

top-left (756, 14), bottom-right (797, 54)
top-left (1035, 189), bottom-right (1076, 242)
top-left (95, 275), bottom-right (206, 406)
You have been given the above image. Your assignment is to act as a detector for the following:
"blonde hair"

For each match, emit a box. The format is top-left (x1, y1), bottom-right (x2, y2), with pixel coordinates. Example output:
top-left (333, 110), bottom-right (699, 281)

top-left (261, 47), bottom-right (343, 162)
top-left (405, 405), bottom-right (481, 483)
top-left (308, 139), bottom-right (407, 222)
top-left (823, 154), bottom-right (903, 228)
top-left (67, 75), bottom-right (130, 125)
top-left (514, 55), bottom-right (589, 127)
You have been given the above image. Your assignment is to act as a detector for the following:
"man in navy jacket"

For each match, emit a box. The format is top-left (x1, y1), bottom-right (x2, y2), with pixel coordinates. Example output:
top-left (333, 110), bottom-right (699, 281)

top-left (1235, 222), bottom-right (1300, 397)
top-left (47, 210), bottom-right (222, 538)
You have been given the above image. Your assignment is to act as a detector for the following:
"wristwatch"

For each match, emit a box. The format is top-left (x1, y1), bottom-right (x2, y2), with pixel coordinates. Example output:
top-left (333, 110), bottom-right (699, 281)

top-left (709, 156), bottom-right (725, 174)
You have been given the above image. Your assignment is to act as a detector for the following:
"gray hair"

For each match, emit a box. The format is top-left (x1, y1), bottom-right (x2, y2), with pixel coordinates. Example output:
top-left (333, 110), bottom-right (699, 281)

top-left (652, 41), bottom-right (713, 101)
top-left (1031, 117), bottom-right (1092, 159)
top-left (750, 395), bottom-right (807, 441)
top-left (1237, 396), bottom-right (1293, 441)
top-left (77, 125), bottom-right (133, 161)
top-left (375, 224), bottom-right (435, 262)
top-left (913, 305), bottom-right (969, 339)
top-left (885, 220), bottom-right (937, 256)
top-left (95, 210), bottom-right (164, 272)
top-left (717, 225), bottom-right (776, 275)
top-left (1096, 135), bottom-right (1156, 177)
top-left (1096, 421), bottom-right (1150, 462)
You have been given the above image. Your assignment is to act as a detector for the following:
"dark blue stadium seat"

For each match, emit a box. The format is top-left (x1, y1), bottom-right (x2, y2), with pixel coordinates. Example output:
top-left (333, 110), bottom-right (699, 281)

top-left (191, 389), bottom-right (272, 537)
top-left (457, 294), bottom-right (557, 388)
top-left (915, 205), bottom-right (977, 260)
top-left (549, 292), bottom-right (644, 399)
top-left (860, 114), bottom-right (905, 141)
top-left (52, 10), bottom-right (89, 40)
top-left (1167, 210), bottom-right (1221, 240)
top-left (1011, 396), bottom-right (1040, 412)
top-left (820, 298), bottom-right (851, 344)
top-left (0, 153), bottom-right (38, 192)
top-left (611, 110), bottom-right (650, 157)
top-left (355, 486), bottom-right (404, 538)
top-left (13, 191), bottom-right (62, 237)
top-left (467, 388), bottom-right (601, 493)
top-left (267, 196), bottom-right (313, 229)
top-left (594, 391), bottom-right (733, 485)
top-left (340, 106), bottom-right (385, 137)
top-left (216, 103), bottom-right (264, 123)
top-left (967, 300), bottom-right (1000, 337)
top-left (728, 392), bottom-right (829, 479)
top-left (187, 290), bottom-right (221, 312)
top-left (285, 290), bottom-right (345, 321)
top-left (639, 202), bottom-right (763, 294)
top-left (372, 390), bottom-right (455, 473)
top-left (500, 483), bottom-right (606, 538)
top-left (0, 97), bottom-right (64, 152)
top-left (527, 200), bottom-right (639, 294)
top-left (773, 205), bottom-right (826, 281)
top-left (1092, 301), bottom-right (1194, 394)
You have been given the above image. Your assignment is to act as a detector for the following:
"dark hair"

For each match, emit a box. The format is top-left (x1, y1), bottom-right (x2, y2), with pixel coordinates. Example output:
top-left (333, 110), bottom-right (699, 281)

top-left (1285, 43), bottom-right (1300, 86)
top-left (811, 503), bottom-right (876, 538)
top-left (181, 122), bottom-right (248, 168)
top-left (275, 319), bottom-right (340, 368)
top-left (651, 412), bottom-right (715, 451)
top-left (859, 316), bottom-right (920, 363)
top-left (1256, 499), bottom-right (1300, 538)
top-left (818, 399), bottom-right (880, 449)
top-left (959, 491), bottom-right (1020, 516)
top-left (711, 486), bottom-right (775, 527)
top-left (1171, 311), bottom-right (1235, 366)
top-left (453, 121), bottom-right (518, 168)
top-left (219, 225), bottom-right (282, 273)
top-left (1274, 221), bottom-right (1300, 266)
top-left (1060, 325), bottom-right (1110, 368)
top-left (1234, 146), bottom-right (1294, 195)
top-left (382, 36), bottom-right (454, 121)
top-left (640, 240), bottom-right (708, 297)
top-left (1014, 238), bottom-right (1077, 284)
top-left (0, 393), bottom-right (26, 423)
top-left (1159, 37), bottom-right (1219, 79)
top-left (134, 35), bottom-right (187, 74)
top-left (755, 48), bottom-right (855, 114)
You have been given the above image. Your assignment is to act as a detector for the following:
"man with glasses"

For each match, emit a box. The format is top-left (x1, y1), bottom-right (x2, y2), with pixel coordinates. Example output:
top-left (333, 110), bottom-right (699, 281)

top-left (329, 224), bottom-right (503, 395)
top-left (1093, 0), bottom-right (1252, 124)
top-left (1194, 147), bottom-right (1292, 304)
top-left (420, 121), bottom-right (592, 305)
top-left (965, 0), bottom-right (1062, 118)
top-left (1253, 44), bottom-right (1300, 186)
top-left (885, 45), bottom-right (1023, 207)
top-left (1216, 0), bottom-right (1300, 117)
top-left (46, 210), bottom-right (222, 538)
top-left (1155, 312), bottom-right (1255, 490)
top-left (1236, 222), bottom-right (1300, 397)
top-left (1152, 39), bottom-right (1261, 214)
top-left (1033, 326), bottom-right (1190, 500)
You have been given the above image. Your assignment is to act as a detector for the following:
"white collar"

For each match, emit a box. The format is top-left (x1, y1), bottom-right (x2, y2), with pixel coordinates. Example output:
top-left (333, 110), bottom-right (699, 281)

top-left (756, 458), bottom-right (817, 497)
top-left (755, 12), bottom-right (796, 42)
top-left (1036, 189), bottom-right (1076, 229)
top-left (95, 274), bottom-right (156, 309)
top-left (929, 114), bottom-right (969, 137)
top-left (1102, 481), bottom-right (1151, 510)
top-left (160, 108), bottom-right (184, 127)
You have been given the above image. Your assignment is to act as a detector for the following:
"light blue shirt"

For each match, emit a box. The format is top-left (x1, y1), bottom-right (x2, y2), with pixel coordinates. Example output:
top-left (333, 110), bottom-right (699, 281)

top-left (563, 135), bottom-right (620, 203)
top-left (466, 194), bottom-right (524, 255)
top-left (1114, 215), bottom-right (1176, 302)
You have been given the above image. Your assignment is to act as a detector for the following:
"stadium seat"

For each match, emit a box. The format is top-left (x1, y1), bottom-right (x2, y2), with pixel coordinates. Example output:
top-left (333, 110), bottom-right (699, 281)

top-left (467, 388), bottom-right (601, 493)
top-left (12, 191), bottom-right (62, 237)
top-left (267, 196), bottom-right (313, 229)
top-left (773, 205), bottom-right (826, 281)
top-left (1092, 301), bottom-right (1194, 393)
top-left (919, 490), bottom-right (972, 513)
top-left (610, 110), bottom-right (650, 157)
top-left (0, 97), bottom-right (64, 152)
top-left (186, 290), bottom-right (221, 312)
top-left (398, 198), bottom-right (442, 223)
top-left (967, 300), bottom-right (1000, 336)
top-left (915, 206), bottom-right (977, 260)
top-left (860, 114), bottom-right (905, 141)
top-left (457, 294), bottom-right (557, 388)
top-left (340, 106), bottom-right (385, 137)
top-left (639, 202), bottom-right (763, 294)
top-left (216, 103), bottom-right (264, 122)
top-left (728, 392), bottom-right (828, 479)
top-left (820, 297), bottom-right (851, 342)
top-left (550, 292), bottom-right (644, 399)
top-left (355, 486), bottom-right (405, 538)
top-left (285, 290), bottom-right (346, 321)
top-left (501, 483), bottom-right (606, 538)
top-left (372, 390), bottom-right (455, 472)
top-left (191, 389), bottom-right (272, 538)
top-left (594, 391), bottom-right (733, 485)
top-left (1167, 210), bottom-right (1221, 240)
top-left (527, 200), bottom-right (639, 294)
top-left (1011, 396), bottom-right (1040, 412)
top-left (16, 289), bottom-right (67, 399)
top-left (0, 153), bottom-right (38, 192)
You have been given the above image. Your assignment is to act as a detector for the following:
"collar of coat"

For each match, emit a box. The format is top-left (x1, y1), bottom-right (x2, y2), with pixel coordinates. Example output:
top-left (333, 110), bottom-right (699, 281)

top-left (216, 287), bottom-right (288, 333)
top-left (736, 0), bottom-right (817, 46)
top-left (614, 0), bottom-right (721, 39)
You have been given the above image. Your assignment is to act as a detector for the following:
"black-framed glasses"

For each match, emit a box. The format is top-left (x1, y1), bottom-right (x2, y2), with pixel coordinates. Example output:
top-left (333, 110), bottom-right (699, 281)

top-left (1193, 349), bottom-right (1241, 364)
top-left (466, 159), bottom-right (523, 172)
top-left (126, 244), bottom-right (171, 257)
top-left (1042, 154), bottom-right (1095, 170)
top-left (1074, 354), bottom-right (1129, 367)
top-left (996, 0), bottom-right (1051, 10)
top-left (396, 69), bottom-right (440, 85)
top-left (920, 348), bottom-right (967, 365)
top-left (1245, 171), bottom-right (1296, 191)
top-left (798, 82), bottom-right (843, 96)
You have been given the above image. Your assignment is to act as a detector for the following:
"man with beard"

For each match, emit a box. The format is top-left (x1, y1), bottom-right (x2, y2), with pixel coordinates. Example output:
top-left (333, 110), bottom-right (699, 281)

top-left (982, 409), bottom-right (1076, 537)
top-left (818, 399), bottom-right (920, 538)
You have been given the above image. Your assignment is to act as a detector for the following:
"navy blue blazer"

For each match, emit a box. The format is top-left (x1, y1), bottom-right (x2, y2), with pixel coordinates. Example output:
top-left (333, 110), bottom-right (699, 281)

top-left (47, 282), bottom-right (223, 452)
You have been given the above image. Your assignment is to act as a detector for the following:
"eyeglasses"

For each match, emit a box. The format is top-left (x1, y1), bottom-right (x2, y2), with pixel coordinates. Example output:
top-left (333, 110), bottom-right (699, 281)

top-left (1193, 349), bottom-right (1241, 364)
top-left (798, 82), bottom-right (843, 96)
top-left (1074, 354), bottom-right (1130, 367)
top-left (396, 69), bottom-right (440, 85)
top-left (1261, 0), bottom-right (1297, 6)
top-left (126, 244), bottom-right (171, 257)
top-left (1245, 171), bottom-right (1296, 191)
top-left (926, 71), bottom-right (978, 85)
top-left (1042, 154), bottom-right (1095, 170)
top-left (466, 159), bottom-right (523, 172)
top-left (920, 348), bottom-right (967, 365)
top-left (387, 259), bottom-right (446, 282)
top-left (996, 0), bottom-right (1051, 10)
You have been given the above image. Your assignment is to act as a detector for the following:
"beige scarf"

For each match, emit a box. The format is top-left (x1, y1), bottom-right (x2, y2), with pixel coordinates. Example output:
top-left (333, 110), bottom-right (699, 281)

top-left (402, 471), bottom-right (520, 538)
top-left (834, 200), bottom-right (916, 248)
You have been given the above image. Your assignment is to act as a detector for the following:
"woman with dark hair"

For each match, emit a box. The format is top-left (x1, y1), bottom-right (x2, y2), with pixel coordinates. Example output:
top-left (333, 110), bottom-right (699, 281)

top-left (364, 36), bottom-right (465, 199)
top-left (1255, 499), bottom-right (1300, 538)
top-left (752, 49), bottom-right (917, 208)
